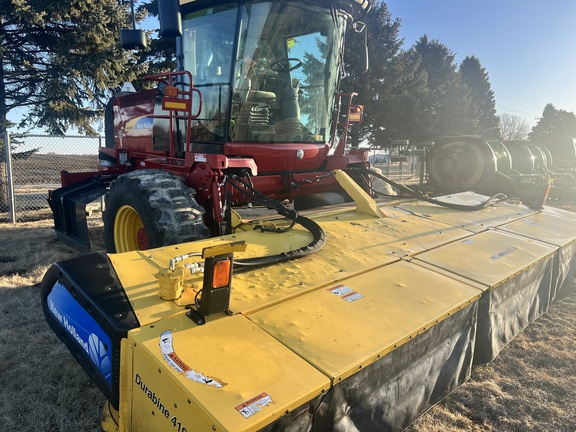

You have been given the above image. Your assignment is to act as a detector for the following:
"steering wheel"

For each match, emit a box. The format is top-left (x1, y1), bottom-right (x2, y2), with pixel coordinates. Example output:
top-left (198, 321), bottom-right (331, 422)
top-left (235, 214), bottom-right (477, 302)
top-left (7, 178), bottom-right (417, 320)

top-left (271, 58), bottom-right (303, 72)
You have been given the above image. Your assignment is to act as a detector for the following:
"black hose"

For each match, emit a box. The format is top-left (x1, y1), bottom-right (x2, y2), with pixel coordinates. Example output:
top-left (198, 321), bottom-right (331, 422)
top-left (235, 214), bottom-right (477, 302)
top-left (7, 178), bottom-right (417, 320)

top-left (350, 167), bottom-right (507, 211)
top-left (225, 175), bottom-right (326, 267)
top-left (235, 214), bottom-right (326, 267)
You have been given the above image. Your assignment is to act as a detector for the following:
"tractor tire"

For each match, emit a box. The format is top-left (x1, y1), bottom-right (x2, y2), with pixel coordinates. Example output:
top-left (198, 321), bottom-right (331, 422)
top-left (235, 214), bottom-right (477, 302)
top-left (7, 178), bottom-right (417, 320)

top-left (103, 170), bottom-right (210, 253)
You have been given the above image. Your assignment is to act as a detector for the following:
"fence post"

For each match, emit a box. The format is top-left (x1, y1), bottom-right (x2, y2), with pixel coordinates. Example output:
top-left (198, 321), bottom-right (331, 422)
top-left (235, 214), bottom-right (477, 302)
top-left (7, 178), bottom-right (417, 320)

top-left (98, 135), bottom-right (106, 212)
top-left (3, 131), bottom-right (16, 223)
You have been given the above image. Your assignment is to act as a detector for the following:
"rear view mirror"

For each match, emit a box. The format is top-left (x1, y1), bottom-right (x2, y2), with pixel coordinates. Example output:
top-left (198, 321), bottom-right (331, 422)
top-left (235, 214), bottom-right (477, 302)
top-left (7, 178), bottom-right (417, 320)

top-left (120, 0), bottom-right (147, 50)
top-left (120, 29), bottom-right (147, 50)
top-left (159, 0), bottom-right (182, 37)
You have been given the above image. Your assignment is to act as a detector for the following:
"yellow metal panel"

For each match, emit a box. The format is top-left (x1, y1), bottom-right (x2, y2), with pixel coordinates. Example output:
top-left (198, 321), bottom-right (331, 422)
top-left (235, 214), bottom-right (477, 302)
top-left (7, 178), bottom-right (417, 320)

top-left (128, 314), bottom-right (330, 432)
top-left (110, 204), bottom-right (472, 323)
top-left (415, 230), bottom-right (557, 288)
top-left (396, 192), bottom-right (534, 233)
top-left (332, 169), bottom-right (387, 218)
top-left (108, 228), bottom-right (314, 325)
top-left (119, 338), bottom-right (132, 432)
top-left (249, 260), bottom-right (482, 382)
top-left (108, 250), bottom-right (183, 325)
top-left (498, 207), bottom-right (576, 247)
top-left (227, 211), bottom-right (471, 314)
top-left (128, 331), bottom-right (215, 432)
top-left (542, 205), bottom-right (576, 221)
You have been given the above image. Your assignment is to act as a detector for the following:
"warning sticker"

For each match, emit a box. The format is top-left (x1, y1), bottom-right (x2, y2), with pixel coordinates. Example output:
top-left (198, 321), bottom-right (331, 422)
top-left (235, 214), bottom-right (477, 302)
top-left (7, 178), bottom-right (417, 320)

top-left (329, 285), bottom-right (364, 302)
top-left (160, 331), bottom-right (191, 372)
top-left (159, 330), bottom-right (226, 388)
top-left (341, 291), bottom-right (364, 302)
top-left (236, 393), bottom-right (274, 419)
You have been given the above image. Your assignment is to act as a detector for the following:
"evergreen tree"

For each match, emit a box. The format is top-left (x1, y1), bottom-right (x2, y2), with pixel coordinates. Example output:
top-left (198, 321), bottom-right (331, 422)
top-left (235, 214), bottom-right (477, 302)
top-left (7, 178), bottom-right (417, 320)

top-left (0, 0), bottom-right (148, 136)
top-left (379, 47), bottom-right (428, 144)
top-left (459, 56), bottom-right (500, 139)
top-left (341, 5), bottom-right (501, 148)
top-left (529, 103), bottom-right (576, 143)
top-left (0, 0), bottom-right (153, 210)
top-left (341, 0), bottom-right (404, 148)
top-left (412, 35), bottom-right (473, 141)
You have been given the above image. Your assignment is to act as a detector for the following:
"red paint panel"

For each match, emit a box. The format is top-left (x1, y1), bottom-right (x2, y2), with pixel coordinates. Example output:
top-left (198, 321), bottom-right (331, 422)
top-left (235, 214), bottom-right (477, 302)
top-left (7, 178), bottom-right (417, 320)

top-left (114, 89), bottom-right (157, 154)
top-left (224, 143), bottom-right (330, 173)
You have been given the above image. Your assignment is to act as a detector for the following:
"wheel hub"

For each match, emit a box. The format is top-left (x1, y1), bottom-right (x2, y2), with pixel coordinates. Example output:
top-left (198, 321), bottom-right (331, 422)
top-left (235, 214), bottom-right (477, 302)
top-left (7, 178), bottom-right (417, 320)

top-left (114, 205), bottom-right (148, 252)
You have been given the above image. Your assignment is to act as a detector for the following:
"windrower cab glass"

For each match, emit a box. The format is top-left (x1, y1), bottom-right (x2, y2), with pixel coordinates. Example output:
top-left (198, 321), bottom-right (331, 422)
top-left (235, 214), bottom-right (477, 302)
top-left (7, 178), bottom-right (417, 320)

top-left (177, 0), bottom-right (350, 145)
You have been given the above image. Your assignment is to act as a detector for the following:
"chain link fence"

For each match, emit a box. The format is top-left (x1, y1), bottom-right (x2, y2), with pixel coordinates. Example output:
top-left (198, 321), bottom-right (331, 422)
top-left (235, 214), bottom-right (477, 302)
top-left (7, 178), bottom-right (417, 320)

top-left (1, 133), bottom-right (101, 222)
top-left (0, 132), bottom-right (428, 223)
top-left (368, 148), bottom-right (429, 184)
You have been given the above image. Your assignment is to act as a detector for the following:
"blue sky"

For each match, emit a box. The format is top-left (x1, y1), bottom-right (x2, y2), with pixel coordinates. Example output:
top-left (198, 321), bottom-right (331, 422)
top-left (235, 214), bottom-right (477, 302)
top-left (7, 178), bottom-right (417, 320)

top-left (10, 1), bottom-right (575, 133)
top-left (386, 0), bottom-right (576, 127)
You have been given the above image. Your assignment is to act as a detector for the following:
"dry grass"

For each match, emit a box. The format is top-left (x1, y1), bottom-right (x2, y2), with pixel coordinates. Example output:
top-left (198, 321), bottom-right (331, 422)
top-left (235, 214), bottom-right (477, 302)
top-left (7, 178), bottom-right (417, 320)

top-left (0, 215), bottom-right (105, 432)
top-left (407, 283), bottom-right (576, 432)
top-left (0, 209), bottom-right (575, 432)
top-left (10, 153), bottom-right (99, 186)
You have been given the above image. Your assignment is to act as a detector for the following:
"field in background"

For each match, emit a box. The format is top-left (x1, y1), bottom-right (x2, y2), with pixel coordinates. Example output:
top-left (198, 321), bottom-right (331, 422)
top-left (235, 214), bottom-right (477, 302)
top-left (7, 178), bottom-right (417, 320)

top-left (1, 206), bottom-right (575, 431)
top-left (2, 135), bottom-right (100, 222)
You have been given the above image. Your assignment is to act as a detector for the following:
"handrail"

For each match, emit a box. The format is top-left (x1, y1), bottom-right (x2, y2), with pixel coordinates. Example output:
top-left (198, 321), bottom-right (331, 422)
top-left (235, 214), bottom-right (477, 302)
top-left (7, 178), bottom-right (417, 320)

top-left (144, 70), bottom-right (203, 158)
top-left (330, 92), bottom-right (359, 156)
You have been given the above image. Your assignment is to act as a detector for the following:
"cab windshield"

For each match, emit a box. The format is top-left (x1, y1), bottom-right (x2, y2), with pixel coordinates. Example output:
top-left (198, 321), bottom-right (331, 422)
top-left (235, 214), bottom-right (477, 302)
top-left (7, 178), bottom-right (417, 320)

top-left (180, 0), bottom-right (347, 144)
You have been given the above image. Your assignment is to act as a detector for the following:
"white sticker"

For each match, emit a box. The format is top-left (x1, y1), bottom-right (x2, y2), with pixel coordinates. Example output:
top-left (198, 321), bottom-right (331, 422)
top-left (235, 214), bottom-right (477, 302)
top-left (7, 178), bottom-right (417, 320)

top-left (329, 285), bottom-right (364, 302)
top-left (159, 330), bottom-right (226, 388)
top-left (329, 285), bottom-right (353, 296)
top-left (342, 291), bottom-right (364, 302)
top-left (236, 393), bottom-right (274, 419)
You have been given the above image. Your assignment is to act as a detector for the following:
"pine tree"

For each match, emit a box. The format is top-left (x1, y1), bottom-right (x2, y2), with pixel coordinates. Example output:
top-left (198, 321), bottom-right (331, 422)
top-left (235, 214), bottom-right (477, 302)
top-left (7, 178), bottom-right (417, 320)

top-left (0, 0), bottom-right (151, 210)
top-left (378, 47), bottom-right (428, 144)
top-left (529, 103), bottom-right (576, 143)
top-left (341, 1), bottom-right (404, 148)
top-left (0, 0), bottom-right (148, 135)
top-left (459, 56), bottom-right (500, 139)
top-left (412, 35), bottom-right (473, 141)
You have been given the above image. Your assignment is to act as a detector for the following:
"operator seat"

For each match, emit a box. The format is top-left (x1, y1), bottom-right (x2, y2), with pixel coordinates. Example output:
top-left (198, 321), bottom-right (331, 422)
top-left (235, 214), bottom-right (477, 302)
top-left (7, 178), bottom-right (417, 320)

top-left (263, 76), bottom-right (302, 142)
top-left (234, 90), bottom-right (277, 141)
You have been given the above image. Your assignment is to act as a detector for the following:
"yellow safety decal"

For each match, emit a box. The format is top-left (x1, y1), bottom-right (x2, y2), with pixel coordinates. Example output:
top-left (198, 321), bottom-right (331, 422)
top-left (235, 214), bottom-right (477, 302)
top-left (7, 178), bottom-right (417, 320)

top-left (164, 101), bottom-right (187, 110)
top-left (160, 331), bottom-right (226, 388)
top-left (161, 96), bottom-right (192, 113)
top-left (236, 393), bottom-right (274, 419)
top-left (328, 284), bottom-right (364, 303)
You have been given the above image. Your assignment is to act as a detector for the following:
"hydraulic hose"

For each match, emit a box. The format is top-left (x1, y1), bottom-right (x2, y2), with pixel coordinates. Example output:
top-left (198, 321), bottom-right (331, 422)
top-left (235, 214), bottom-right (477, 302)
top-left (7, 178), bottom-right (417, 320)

top-left (350, 167), bottom-right (507, 211)
top-left (234, 214), bottom-right (326, 267)
top-left (224, 175), bottom-right (326, 267)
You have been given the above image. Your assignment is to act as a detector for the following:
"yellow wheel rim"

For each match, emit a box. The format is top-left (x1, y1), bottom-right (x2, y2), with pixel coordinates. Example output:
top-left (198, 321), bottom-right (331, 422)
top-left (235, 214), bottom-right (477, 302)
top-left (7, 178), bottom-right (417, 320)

top-left (113, 205), bottom-right (147, 252)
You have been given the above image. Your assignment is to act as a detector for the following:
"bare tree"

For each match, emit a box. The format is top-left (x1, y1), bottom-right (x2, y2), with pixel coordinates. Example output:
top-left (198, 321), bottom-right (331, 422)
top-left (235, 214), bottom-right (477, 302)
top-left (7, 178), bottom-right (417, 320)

top-left (500, 113), bottom-right (530, 141)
